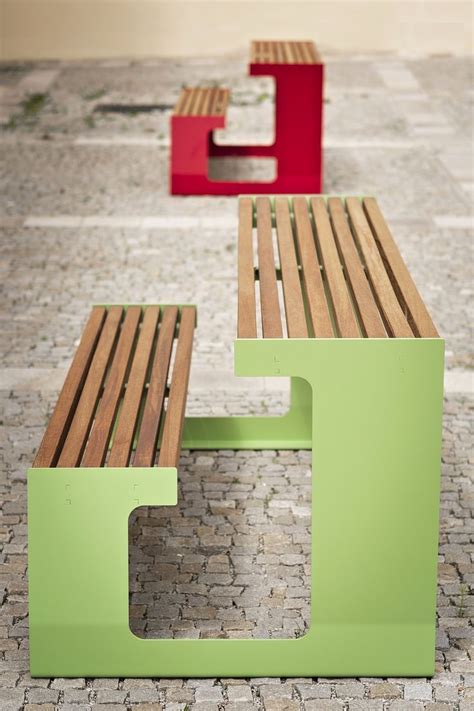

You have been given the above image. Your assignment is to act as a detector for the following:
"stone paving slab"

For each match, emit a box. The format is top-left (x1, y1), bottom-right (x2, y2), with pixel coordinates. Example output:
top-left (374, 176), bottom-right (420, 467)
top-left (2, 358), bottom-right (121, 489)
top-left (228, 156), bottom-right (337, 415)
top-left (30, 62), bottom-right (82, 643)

top-left (0, 52), bottom-right (473, 709)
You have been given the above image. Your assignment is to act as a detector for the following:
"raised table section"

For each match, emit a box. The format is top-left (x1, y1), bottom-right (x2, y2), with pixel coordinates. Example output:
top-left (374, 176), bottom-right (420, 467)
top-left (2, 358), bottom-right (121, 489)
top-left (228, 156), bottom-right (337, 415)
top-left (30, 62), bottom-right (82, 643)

top-left (250, 40), bottom-right (321, 65)
top-left (238, 196), bottom-right (438, 339)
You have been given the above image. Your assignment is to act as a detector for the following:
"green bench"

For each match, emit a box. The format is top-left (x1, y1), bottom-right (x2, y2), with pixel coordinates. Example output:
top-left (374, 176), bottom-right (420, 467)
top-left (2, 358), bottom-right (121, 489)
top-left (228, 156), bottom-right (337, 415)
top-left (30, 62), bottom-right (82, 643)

top-left (28, 196), bottom-right (444, 678)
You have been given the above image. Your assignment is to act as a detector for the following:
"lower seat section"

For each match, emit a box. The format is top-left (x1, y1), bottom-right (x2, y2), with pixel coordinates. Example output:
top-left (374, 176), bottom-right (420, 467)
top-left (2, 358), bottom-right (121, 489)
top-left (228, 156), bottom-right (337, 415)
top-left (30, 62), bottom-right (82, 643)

top-left (33, 304), bottom-right (195, 470)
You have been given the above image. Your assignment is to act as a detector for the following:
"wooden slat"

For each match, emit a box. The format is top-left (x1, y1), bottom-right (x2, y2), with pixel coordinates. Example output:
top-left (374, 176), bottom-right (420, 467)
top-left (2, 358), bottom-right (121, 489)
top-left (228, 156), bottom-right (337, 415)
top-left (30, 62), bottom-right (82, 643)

top-left (278, 42), bottom-right (287, 63)
top-left (274, 197), bottom-right (308, 337)
top-left (306, 41), bottom-right (321, 63)
top-left (250, 41), bottom-right (258, 63)
top-left (273, 42), bottom-right (279, 62)
top-left (284, 41), bottom-right (296, 64)
top-left (346, 198), bottom-right (414, 338)
top-left (277, 42), bottom-right (287, 63)
top-left (250, 40), bottom-right (319, 65)
top-left (292, 197), bottom-right (334, 337)
top-left (328, 198), bottom-right (387, 338)
top-left (193, 88), bottom-right (206, 116)
top-left (264, 42), bottom-right (281, 64)
top-left (189, 88), bottom-right (202, 116)
top-left (293, 42), bottom-right (305, 63)
top-left (133, 306), bottom-right (178, 467)
top-left (213, 89), bottom-right (228, 116)
top-left (300, 42), bottom-right (310, 63)
top-left (57, 306), bottom-right (123, 467)
top-left (311, 197), bottom-right (360, 338)
top-left (108, 307), bottom-right (160, 467)
top-left (201, 87), bottom-right (215, 115)
top-left (363, 197), bottom-right (439, 338)
top-left (32, 306), bottom-right (106, 468)
top-left (209, 89), bottom-right (217, 115)
top-left (174, 89), bottom-right (189, 116)
top-left (81, 306), bottom-right (141, 467)
top-left (183, 89), bottom-right (194, 115)
top-left (299, 42), bottom-right (312, 64)
top-left (238, 197), bottom-right (257, 338)
top-left (189, 88), bottom-right (201, 116)
top-left (262, 41), bottom-right (271, 62)
top-left (256, 196), bottom-right (283, 338)
top-left (158, 307), bottom-right (196, 468)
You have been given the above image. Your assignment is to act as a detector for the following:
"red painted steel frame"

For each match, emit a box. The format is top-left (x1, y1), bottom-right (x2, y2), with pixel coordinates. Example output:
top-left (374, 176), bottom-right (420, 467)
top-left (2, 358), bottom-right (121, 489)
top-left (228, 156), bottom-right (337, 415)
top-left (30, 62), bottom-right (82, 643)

top-left (170, 62), bottom-right (324, 195)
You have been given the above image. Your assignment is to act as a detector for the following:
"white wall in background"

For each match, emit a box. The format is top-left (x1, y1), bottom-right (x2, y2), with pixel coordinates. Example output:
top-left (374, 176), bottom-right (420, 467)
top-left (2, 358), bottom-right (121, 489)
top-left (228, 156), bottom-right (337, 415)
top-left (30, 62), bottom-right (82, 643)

top-left (1, 0), bottom-right (472, 60)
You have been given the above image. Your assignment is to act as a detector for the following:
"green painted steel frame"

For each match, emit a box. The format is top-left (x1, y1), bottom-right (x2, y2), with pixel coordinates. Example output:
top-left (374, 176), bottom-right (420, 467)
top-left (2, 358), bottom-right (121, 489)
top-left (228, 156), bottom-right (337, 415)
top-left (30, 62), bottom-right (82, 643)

top-left (28, 335), bottom-right (444, 677)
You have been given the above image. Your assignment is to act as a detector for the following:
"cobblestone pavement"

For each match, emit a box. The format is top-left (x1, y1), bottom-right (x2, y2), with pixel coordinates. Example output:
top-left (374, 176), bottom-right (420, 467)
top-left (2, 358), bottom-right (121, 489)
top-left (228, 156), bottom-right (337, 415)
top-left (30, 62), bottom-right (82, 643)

top-left (0, 52), bottom-right (473, 709)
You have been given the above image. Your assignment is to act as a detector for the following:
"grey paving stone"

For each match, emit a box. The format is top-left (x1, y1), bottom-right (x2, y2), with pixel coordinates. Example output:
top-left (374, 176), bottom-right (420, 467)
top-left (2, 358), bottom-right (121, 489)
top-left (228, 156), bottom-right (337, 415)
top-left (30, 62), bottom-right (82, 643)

top-left (304, 700), bottom-right (344, 710)
top-left (127, 688), bottom-right (162, 704)
top-left (296, 682), bottom-right (332, 699)
top-left (50, 676), bottom-right (86, 688)
top-left (347, 701), bottom-right (384, 711)
top-left (404, 681), bottom-right (434, 701)
top-left (25, 687), bottom-right (60, 704)
top-left (62, 688), bottom-right (91, 703)
top-left (334, 681), bottom-right (365, 698)
top-left (369, 681), bottom-right (401, 699)
top-left (226, 703), bottom-right (256, 711)
top-left (194, 685), bottom-right (224, 702)
top-left (95, 689), bottom-right (128, 704)
top-left (226, 684), bottom-right (254, 702)
top-left (0, 687), bottom-right (25, 711)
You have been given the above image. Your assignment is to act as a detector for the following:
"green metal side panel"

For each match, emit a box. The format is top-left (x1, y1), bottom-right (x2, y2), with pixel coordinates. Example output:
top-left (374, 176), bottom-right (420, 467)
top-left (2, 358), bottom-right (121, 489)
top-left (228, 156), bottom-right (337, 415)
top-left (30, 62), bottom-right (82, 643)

top-left (28, 338), bottom-right (444, 677)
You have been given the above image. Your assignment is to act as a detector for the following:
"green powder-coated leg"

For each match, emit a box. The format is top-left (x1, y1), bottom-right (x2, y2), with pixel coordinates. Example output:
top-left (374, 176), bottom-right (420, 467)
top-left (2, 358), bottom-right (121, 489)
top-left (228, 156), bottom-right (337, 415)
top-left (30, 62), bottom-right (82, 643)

top-left (182, 376), bottom-right (312, 449)
top-left (28, 338), bottom-right (444, 677)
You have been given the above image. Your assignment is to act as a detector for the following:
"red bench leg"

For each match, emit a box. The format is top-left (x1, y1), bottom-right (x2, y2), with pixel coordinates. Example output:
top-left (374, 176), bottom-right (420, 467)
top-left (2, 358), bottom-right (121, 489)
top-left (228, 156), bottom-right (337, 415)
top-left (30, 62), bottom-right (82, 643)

top-left (269, 63), bottom-right (323, 193)
top-left (170, 114), bottom-right (226, 195)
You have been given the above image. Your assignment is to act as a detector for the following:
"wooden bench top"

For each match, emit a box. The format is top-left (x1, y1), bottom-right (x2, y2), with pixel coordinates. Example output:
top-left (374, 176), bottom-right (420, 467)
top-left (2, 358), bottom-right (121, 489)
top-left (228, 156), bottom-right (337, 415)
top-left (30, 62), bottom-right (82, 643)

top-left (33, 305), bottom-right (195, 470)
top-left (238, 196), bottom-right (439, 340)
top-left (250, 40), bottom-right (321, 65)
top-left (173, 87), bottom-right (229, 117)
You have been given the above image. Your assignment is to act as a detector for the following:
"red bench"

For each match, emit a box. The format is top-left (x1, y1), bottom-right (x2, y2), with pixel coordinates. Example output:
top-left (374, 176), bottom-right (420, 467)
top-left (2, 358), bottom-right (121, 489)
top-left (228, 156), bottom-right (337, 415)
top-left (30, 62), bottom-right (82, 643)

top-left (171, 40), bottom-right (323, 195)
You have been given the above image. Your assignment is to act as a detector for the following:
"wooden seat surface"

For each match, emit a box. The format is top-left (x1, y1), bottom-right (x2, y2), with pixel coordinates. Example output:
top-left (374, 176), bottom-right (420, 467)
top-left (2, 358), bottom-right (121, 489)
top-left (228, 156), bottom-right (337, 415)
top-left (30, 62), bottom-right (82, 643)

top-left (33, 305), bottom-right (195, 469)
top-left (173, 87), bottom-right (229, 117)
top-left (238, 196), bottom-right (439, 340)
top-left (250, 40), bottom-right (321, 65)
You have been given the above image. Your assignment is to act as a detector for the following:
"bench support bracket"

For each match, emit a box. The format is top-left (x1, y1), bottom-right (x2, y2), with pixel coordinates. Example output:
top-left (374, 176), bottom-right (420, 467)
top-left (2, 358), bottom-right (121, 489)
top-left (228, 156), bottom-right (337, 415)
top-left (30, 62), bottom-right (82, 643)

top-left (183, 376), bottom-right (312, 449)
